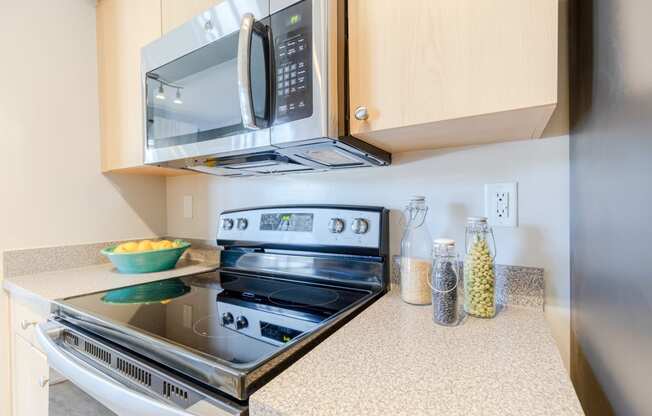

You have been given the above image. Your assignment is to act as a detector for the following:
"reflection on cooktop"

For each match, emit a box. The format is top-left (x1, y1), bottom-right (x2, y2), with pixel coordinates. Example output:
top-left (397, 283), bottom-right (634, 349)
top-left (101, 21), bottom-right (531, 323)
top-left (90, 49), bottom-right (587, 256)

top-left (101, 280), bottom-right (190, 305)
top-left (217, 272), bottom-right (370, 322)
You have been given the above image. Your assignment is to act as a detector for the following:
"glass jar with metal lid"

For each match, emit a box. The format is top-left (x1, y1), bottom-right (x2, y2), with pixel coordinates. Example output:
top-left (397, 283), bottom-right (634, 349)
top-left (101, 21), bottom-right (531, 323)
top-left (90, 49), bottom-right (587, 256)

top-left (463, 217), bottom-right (497, 318)
top-left (399, 196), bottom-right (433, 305)
top-left (431, 239), bottom-right (460, 326)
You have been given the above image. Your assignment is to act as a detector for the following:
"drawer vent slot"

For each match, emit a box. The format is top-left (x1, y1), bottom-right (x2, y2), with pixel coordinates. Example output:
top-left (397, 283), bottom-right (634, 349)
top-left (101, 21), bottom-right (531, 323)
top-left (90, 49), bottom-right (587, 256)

top-left (63, 331), bottom-right (80, 347)
top-left (116, 357), bottom-right (152, 386)
top-left (163, 381), bottom-right (189, 401)
top-left (83, 341), bottom-right (112, 365)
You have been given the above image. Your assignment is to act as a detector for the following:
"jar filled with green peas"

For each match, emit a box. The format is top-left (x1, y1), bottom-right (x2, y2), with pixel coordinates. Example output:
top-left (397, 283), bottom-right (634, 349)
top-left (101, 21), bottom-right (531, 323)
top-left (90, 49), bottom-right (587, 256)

top-left (463, 217), bottom-right (497, 318)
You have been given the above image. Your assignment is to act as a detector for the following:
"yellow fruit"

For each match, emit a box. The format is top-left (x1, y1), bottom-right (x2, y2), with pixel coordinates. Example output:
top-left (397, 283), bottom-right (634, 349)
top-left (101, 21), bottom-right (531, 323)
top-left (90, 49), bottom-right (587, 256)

top-left (137, 240), bottom-right (154, 252)
top-left (120, 242), bottom-right (139, 252)
top-left (113, 245), bottom-right (127, 253)
top-left (153, 240), bottom-right (173, 250)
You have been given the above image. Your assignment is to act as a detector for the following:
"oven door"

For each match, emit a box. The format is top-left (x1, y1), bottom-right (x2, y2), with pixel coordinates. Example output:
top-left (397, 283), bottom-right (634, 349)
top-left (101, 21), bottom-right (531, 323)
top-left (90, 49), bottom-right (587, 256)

top-left (142, 0), bottom-right (273, 166)
top-left (36, 321), bottom-right (246, 416)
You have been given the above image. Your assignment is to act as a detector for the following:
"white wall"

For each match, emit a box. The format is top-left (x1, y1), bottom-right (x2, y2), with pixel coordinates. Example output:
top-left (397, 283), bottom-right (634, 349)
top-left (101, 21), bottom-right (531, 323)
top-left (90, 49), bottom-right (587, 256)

top-left (0, 1), bottom-right (167, 413)
top-left (167, 136), bottom-right (571, 365)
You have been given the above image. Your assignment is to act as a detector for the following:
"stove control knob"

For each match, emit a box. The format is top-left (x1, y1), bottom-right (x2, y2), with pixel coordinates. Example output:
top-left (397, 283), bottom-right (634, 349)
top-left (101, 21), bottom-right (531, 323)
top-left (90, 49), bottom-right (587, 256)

top-left (235, 316), bottom-right (248, 330)
top-left (352, 218), bottom-right (369, 234)
top-left (237, 218), bottom-right (248, 230)
top-left (328, 218), bottom-right (345, 234)
top-left (221, 218), bottom-right (234, 230)
top-left (221, 312), bottom-right (234, 326)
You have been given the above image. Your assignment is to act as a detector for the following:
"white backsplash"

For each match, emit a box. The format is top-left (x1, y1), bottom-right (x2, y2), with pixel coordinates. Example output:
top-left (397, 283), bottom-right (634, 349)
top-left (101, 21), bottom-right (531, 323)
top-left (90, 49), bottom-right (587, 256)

top-left (166, 137), bottom-right (570, 366)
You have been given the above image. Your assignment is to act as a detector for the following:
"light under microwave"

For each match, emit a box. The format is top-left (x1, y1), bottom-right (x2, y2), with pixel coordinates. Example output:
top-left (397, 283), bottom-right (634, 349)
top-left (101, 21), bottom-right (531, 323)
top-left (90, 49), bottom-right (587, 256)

top-left (141, 0), bottom-right (390, 176)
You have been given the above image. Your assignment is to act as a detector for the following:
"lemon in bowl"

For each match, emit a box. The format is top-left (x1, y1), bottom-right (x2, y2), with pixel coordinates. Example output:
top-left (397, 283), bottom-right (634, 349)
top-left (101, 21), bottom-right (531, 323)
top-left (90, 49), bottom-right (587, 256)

top-left (101, 239), bottom-right (190, 274)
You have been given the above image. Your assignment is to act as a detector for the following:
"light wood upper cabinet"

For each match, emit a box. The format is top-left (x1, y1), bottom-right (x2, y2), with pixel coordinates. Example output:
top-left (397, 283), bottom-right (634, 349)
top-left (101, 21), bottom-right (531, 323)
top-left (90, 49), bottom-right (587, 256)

top-left (97, 0), bottom-right (189, 175)
top-left (162, 0), bottom-right (224, 34)
top-left (348, 0), bottom-right (559, 152)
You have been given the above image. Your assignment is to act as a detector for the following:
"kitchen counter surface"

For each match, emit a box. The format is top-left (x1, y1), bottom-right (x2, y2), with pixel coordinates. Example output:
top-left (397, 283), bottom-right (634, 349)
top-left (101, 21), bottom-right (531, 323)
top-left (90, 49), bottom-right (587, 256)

top-left (2, 259), bottom-right (217, 304)
top-left (250, 290), bottom-right (583, 416)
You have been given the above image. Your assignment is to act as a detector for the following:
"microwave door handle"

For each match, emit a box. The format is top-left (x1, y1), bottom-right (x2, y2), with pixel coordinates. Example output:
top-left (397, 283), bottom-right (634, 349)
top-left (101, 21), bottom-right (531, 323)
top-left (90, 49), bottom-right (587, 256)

top-left (237, 13), bottom-right (258, 130)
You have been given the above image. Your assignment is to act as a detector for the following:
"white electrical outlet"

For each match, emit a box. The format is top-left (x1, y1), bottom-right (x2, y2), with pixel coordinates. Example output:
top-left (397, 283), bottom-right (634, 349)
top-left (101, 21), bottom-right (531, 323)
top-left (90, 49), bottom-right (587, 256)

top-left (485, 182), bottom-right (518, 227)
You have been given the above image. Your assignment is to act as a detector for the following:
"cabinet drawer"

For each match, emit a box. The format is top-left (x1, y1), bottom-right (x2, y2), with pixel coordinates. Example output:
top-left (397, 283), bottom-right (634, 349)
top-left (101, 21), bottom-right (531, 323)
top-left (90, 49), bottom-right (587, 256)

top-left (11, 297), bottom-right (49, 352)
top-left (12, 334), bottom-right (49, 416)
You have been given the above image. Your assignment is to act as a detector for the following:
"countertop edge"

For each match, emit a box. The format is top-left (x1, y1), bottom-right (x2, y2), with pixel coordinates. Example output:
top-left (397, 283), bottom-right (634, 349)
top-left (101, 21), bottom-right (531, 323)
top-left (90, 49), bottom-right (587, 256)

top-left (2, 260), bottom-right (219, 303)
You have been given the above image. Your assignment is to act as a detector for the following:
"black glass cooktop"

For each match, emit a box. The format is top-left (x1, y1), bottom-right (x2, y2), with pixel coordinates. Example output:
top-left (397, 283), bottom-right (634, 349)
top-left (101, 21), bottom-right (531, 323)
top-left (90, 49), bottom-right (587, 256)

top-left (216, 272), bottom-right (370, 323)
top-left (57, 271), bottom-right (371, 366)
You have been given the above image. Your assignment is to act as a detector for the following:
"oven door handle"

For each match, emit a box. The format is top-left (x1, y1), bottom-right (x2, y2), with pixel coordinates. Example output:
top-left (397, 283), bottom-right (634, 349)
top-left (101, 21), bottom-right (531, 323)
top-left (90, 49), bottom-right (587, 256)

top-left (237, 13), bottom-right (259, 131)
top-left (35, 322), bottom-right (213, 416)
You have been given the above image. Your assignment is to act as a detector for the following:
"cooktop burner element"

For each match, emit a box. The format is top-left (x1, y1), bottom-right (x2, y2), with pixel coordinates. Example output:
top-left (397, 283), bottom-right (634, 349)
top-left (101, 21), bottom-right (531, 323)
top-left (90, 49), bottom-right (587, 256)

top-left (192, 313), bottom-right (239, 340)
top-left (49, 205), bottom-right (389, 415)
top-left (268, 286), bottom-right (341, 308)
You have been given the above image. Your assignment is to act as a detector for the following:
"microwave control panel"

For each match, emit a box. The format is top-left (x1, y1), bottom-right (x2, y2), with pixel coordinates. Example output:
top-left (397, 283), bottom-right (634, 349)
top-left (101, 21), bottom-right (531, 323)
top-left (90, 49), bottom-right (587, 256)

top-left (272, 0), bottom-right (313, 125)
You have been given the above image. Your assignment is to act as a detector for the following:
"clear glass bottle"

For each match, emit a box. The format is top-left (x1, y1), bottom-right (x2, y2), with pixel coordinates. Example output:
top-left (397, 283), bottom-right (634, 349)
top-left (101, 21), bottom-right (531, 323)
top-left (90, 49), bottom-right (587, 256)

top-left (463, 217), bottom-right (497, 318)
top-left (431, 239), bottom-right (460, 326)
top-left (400, 196), bottom-right (433, 305)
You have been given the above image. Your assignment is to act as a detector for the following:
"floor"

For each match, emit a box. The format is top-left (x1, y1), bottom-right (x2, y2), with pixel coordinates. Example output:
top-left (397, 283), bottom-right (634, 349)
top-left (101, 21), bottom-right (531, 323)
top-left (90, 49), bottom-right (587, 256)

top-left (49, 381), bottom-right (115, 416)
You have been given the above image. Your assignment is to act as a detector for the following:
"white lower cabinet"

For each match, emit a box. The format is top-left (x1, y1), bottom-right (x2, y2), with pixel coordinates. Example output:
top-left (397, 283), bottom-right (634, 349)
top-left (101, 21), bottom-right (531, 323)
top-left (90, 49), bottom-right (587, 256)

top-left (12, 334), bottom-right (49, 416)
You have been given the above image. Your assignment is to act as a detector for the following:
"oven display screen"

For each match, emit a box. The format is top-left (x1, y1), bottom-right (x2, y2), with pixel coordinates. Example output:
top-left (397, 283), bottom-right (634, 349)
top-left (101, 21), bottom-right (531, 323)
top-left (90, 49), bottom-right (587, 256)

top-left (260, 322), bottom-right (302, 343)
top-left (260, 213), bottom-right (313, 232)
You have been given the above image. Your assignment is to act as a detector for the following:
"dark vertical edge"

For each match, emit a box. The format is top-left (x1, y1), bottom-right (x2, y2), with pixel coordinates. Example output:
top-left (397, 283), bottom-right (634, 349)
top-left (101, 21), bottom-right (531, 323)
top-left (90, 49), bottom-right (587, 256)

top-left (338, 0), bottom-right (349, 137)
top-left (569, 0), bottom-right (614, 414)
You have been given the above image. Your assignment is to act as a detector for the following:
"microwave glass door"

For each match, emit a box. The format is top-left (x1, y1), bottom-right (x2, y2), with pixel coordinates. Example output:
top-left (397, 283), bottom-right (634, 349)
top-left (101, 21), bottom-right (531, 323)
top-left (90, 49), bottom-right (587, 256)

top-left (145, 18), bottom-right (271, 153)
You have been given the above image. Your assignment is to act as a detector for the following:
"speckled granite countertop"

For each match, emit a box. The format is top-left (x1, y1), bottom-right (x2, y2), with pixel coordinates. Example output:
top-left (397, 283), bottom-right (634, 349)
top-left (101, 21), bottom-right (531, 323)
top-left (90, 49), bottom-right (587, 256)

top-left (2, 259), bottom-right (217, 304)
top-left (250, 291), bottom-right (583, 416)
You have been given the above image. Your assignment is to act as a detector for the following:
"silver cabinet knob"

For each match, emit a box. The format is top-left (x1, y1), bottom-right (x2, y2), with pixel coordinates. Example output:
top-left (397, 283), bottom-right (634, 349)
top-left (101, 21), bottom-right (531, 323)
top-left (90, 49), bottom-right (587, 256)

top-left (352, 218), bottom-right (369, 234)
top-left (221, 218), bottom-right (234, 230)
top-left (20, 320), bottom-right (37, 330)
top-left (354, 106), bottom-right (369, 121)
top-left (328, 218), bottom-right (345, 234)
top-left (237, 218), bottom-right (248, 230)
top-left (38, 376), bottom-right (49, 388)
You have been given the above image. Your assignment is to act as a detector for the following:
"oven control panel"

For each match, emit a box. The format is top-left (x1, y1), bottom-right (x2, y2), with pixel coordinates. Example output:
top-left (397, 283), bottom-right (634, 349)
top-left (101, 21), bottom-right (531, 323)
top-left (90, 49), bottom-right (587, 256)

top-left (272, 0), bottom-right (313, 124)
top-left (217, 301), bottom-right (315, 346)
top-left (217, 207), bottom-right (383, 248)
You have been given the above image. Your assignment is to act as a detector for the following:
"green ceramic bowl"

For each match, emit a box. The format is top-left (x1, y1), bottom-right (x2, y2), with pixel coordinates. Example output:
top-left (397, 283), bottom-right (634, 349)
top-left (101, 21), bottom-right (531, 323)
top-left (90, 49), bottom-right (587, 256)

top-left (101, 241), bottom-right (191, 274)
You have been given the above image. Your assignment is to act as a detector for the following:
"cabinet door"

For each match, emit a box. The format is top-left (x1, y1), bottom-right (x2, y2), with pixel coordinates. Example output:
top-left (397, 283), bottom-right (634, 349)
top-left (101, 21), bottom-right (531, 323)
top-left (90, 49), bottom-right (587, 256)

top-left (348, 0), bottom-right (558, 151)
top-left (162, 0), bottom-right (224, 34)
top-left (12, 335), bottom-right (49, 416)
top-left (97, 0), bottom-right (162, 171)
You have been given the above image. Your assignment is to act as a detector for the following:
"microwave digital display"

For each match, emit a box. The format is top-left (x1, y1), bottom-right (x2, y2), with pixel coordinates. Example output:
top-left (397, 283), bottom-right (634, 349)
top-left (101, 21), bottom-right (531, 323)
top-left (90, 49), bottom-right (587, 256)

top-left (288, 14), bottom-right (301, 26)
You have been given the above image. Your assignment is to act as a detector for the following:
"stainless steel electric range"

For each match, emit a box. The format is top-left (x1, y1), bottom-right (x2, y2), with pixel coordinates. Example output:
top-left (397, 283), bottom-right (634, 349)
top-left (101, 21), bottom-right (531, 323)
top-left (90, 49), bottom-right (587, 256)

top-left (36, 205), bottom-right (389, 416)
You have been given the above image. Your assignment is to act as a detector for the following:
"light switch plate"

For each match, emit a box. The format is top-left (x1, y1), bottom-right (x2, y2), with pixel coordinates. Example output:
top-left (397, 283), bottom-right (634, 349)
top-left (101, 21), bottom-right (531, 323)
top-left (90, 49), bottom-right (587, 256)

top-left (183, 195), bottom-right (193, 219)
top-left (485, 182), bottom-right (518, 227)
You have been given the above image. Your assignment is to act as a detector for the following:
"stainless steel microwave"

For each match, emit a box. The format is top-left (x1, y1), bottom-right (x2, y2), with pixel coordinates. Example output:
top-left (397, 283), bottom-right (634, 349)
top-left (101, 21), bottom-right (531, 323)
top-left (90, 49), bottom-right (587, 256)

top-left (141, 0), bottom-right (390, 176)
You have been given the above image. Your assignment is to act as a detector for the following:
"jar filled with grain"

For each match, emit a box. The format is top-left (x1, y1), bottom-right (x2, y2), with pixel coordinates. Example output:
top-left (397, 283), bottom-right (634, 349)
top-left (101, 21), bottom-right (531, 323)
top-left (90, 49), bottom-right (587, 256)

top-left (463, 217), bottom-right (497, 318)
top-left (431, 239), bottom-right (460, 326)
top-left (400, 196), bottom-right (433, 305)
